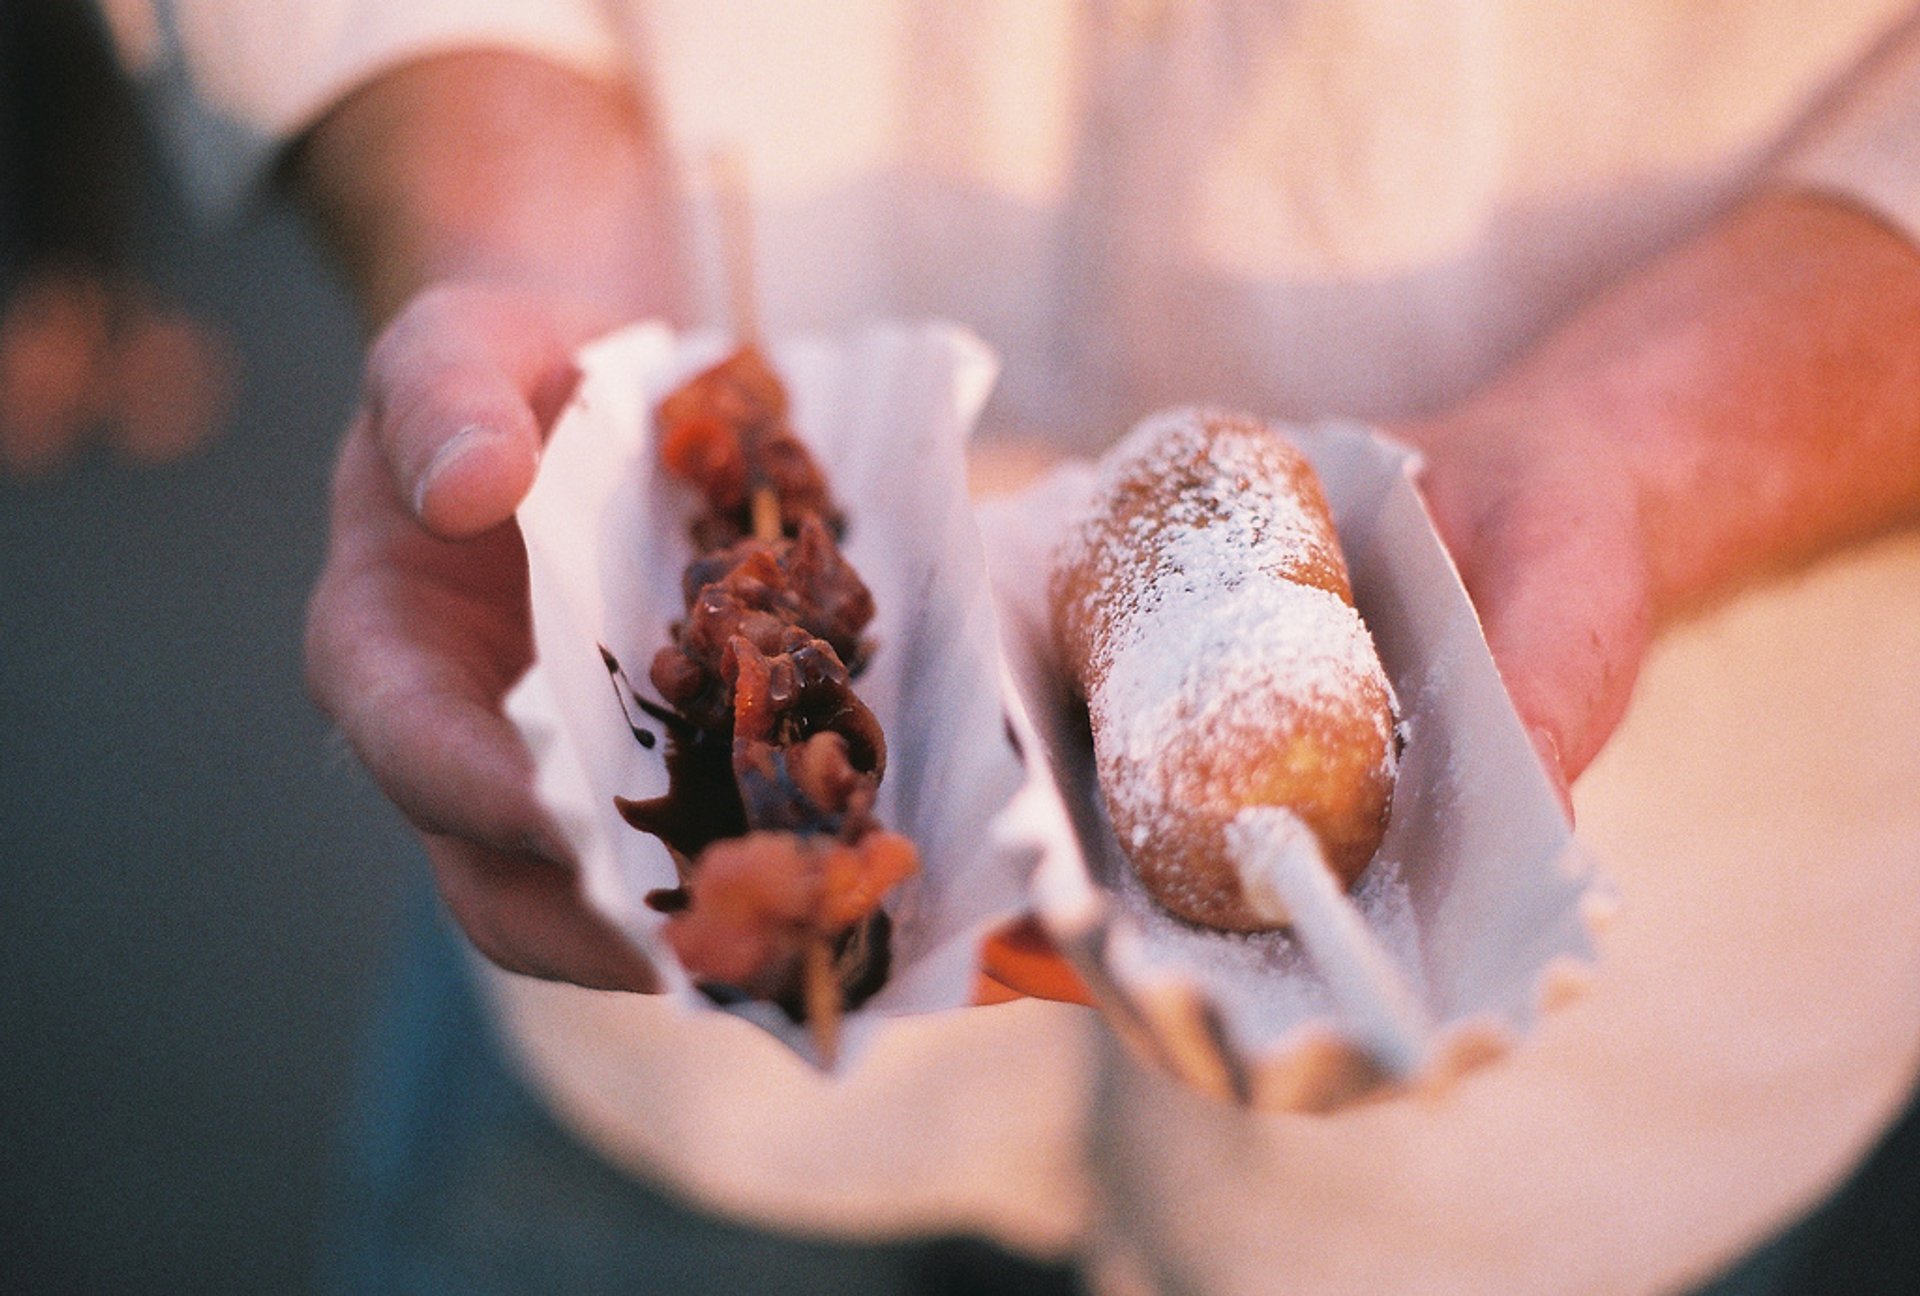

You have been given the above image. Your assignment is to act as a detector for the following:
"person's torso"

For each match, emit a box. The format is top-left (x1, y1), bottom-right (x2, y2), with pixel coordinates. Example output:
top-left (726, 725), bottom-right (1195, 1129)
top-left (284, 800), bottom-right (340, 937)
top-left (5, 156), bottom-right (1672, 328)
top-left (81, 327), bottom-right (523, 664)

top-left (634, 0), bottom-right (1906, 451)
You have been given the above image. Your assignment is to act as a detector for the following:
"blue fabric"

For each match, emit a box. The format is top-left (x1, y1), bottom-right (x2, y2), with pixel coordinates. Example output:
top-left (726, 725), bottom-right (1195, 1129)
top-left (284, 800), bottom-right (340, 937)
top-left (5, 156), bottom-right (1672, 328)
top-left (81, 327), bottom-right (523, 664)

top-left (318, 882), bottom-right (1084, 1296)
top-left (1689, 1059), bottom-right (1920, 1296)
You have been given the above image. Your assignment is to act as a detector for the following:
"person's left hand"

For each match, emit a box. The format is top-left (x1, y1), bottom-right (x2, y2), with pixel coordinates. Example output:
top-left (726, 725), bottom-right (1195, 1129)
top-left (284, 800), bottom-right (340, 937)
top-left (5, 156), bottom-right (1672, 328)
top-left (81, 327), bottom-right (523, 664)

top-left (1389, 404), bottom-right (1652, 810)
top-left (1388, 192), bottom-right (1920, 809)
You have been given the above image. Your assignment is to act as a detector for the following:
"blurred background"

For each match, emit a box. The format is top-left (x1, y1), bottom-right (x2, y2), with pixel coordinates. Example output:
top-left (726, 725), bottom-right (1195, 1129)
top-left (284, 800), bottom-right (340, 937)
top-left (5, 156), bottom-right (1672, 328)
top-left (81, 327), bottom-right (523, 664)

top-left (1, 3), bottom-right (413, 1290)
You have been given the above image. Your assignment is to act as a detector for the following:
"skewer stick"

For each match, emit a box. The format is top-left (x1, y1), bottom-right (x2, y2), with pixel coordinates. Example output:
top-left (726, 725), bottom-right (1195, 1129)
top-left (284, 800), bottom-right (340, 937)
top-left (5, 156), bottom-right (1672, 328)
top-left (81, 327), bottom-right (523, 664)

top-left (709, 146), bottom-right (763, 347)
top-left (719, 143), bottom-right (780, 546)
top-left (750, 486), bottom-right (784, 543)
top-left (715, 147), bottom-right (842, 1065)
top-left (803, 933), bottom-right (841, 1068)
top-left (1228, 808), bottom-right (1429, 1077)
top-left (722, 146), bottom-right (783, 544)
top-left (751, 474), bottom-right (843, 1058)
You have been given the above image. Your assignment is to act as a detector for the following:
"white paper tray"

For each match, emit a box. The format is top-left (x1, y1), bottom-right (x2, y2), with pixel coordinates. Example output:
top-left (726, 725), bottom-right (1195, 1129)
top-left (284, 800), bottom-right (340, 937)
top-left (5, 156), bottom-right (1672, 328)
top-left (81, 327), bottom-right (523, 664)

top-left (984, 427), bottom-right (1609, 1110)
top-left (505, 320), bottom-right (1607, 1106)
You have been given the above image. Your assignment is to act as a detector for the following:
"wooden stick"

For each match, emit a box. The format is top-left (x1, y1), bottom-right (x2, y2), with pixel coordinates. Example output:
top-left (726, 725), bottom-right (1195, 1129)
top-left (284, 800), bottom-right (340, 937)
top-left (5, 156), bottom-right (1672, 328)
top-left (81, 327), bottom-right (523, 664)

top-left (803, 932), bottom-right (841, 1068)
top-left (1228, 807), bottom-right (1429, 1077)
top-left (750, 486), bottom-right (784, 542)
top-left (708, 145), bottom-right (762, 347)
top-left (714, 152), bottom-right (842, 1063)
top-left (751, 483), bottom-right (842, 1057)
top-left (725, 151), bottom-right (779, 543)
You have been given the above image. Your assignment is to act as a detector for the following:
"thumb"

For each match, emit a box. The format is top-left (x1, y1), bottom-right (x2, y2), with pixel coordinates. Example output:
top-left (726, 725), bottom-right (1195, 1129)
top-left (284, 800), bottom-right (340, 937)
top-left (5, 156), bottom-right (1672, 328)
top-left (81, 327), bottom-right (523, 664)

top-left (363, 286), bottom-right (609, 537)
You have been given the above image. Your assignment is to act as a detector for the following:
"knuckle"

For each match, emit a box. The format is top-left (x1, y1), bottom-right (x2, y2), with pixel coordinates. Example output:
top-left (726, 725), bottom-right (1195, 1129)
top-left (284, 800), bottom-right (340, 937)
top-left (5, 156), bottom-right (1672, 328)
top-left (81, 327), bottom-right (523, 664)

top-left (364, 286), bottom-right (477, 406)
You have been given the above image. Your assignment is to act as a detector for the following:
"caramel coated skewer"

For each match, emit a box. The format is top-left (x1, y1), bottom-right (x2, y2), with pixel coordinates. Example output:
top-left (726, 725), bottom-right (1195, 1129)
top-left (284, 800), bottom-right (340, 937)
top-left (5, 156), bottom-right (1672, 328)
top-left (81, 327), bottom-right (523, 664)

top-left (724, 142), bottom-right (844, 1064)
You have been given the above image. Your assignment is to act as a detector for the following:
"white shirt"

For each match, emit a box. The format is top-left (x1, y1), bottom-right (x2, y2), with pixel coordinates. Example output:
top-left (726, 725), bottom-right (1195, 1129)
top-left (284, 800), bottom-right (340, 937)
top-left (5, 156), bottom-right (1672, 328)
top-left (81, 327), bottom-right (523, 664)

top-left (104, 1), bottom-right (1920, 1287)
top-left (104, 0), bottom-right (1920, 443)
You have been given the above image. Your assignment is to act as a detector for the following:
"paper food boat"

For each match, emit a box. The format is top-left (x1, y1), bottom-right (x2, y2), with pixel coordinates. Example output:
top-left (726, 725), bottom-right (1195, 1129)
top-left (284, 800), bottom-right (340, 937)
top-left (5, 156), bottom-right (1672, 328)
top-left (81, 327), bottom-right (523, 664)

top-left (505, 320), bottom-right (1606, 1108)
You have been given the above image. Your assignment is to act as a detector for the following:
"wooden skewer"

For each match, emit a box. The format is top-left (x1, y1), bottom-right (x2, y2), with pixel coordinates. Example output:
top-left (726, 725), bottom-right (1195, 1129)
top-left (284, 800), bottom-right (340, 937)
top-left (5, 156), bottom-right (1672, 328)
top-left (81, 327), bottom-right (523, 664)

top-left (803, 933), bottom-right (841, 1069)
top-left (749, 481), bottom-right (842, 1062)
top-left (1229, 807), bottom-right (1429, 1078)
top-left (709, 145), bottom-right (763, 347)
top-left (720, 151), bottom-right (842, 1066)
top-left (750, 485), bottom-right (784, 543)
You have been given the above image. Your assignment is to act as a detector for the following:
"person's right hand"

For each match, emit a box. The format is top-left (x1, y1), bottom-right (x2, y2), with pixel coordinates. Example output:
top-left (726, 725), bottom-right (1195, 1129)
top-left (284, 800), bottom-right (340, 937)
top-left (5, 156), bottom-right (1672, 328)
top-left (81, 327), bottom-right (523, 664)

top-left (305, 282), bottom-right (660, 991)
top-left (292, 49), bottom-right (681, 991)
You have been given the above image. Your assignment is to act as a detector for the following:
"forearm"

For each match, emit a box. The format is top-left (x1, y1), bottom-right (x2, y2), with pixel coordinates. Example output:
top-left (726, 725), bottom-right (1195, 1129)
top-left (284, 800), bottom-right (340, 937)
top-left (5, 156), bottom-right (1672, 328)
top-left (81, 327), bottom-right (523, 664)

top-left (1453, 190), bottom-right (1920, 625)
top-left (289, 50), bottom-right (679, 329)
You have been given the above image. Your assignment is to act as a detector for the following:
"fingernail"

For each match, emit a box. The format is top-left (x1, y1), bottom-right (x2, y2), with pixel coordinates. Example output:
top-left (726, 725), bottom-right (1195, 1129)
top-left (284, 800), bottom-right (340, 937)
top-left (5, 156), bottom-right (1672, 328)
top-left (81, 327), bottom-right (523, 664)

top-left (413, 423), bottom-right (494, 517)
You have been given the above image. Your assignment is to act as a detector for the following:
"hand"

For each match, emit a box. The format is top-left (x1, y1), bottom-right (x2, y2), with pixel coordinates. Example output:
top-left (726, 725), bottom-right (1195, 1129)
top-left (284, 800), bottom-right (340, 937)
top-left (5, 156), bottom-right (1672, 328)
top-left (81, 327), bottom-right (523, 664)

top-left (0, 265), bottom-right (234, 478)
top-left (305, 283), bottom-right (658, 990)
top-left (1389, 191), bottom-right (1920, 806)
top-left (310, 287), bottom-right (1101, 1004)
top-left (1390, 407), bottom-right (1651, 808)
top-left (294, 52), bottom-right (678, 990)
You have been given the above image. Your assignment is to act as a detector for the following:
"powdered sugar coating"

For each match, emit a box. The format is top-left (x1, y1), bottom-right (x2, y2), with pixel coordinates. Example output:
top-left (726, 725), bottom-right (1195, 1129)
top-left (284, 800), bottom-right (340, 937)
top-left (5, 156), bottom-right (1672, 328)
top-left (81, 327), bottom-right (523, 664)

top-left (1099, 563), bottom-right (1392, 775)
top-left (1052, 408), bottom-right (1398, 930)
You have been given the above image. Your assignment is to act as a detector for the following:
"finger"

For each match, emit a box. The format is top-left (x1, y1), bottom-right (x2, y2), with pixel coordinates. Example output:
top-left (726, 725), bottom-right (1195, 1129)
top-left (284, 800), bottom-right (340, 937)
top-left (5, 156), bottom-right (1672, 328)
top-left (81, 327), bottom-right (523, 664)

top-left (364, 286), bottom-right (609, 538)
top-left (426, 836), bottom-right (659, 992)
top-left (1450, 473), bottom-right (1652, 789)
top-left (322, 639), bottom-right (561, 860)
top-left (977, 915), bottom-right (1094, 1006)
top-left (307, 416), bottom-right (658, 997)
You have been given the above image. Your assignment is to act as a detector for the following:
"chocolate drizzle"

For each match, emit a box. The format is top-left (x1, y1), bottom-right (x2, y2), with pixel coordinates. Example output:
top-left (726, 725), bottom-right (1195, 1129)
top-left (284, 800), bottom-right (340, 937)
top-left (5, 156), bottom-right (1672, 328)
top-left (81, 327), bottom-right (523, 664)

top-left (613, 697), bottom-right (745, 868)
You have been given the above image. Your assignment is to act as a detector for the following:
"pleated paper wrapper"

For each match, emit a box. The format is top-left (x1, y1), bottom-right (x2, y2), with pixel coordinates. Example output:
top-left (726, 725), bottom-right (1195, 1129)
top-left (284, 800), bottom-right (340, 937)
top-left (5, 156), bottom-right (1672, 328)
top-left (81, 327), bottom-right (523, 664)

top-left (504, 319), bottom-right (1608, 1106)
